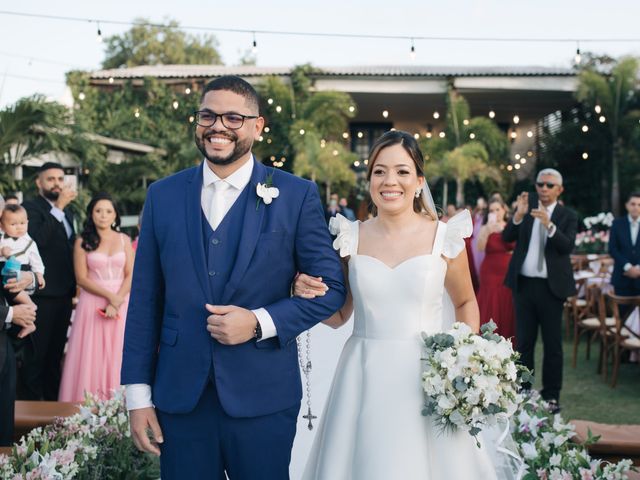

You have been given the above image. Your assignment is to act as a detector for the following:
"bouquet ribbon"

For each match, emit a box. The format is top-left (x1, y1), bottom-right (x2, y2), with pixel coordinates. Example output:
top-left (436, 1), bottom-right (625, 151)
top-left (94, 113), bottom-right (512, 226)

top-left (495, 418), bottom-right (526, 480)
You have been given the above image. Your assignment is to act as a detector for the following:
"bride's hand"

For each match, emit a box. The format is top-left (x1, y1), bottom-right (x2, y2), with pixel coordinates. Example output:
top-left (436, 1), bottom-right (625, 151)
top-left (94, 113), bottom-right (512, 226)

top-left (293, 273), bottom-right (328, 299)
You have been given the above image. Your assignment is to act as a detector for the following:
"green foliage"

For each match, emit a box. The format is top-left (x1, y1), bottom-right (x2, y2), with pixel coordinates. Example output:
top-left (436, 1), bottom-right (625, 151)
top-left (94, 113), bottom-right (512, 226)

top-left (254, 65), bottom-right (356, 198)
top-left (421, 88), bottom-right (508, 205)
top-left (102, 18), bottom-right (222, 69)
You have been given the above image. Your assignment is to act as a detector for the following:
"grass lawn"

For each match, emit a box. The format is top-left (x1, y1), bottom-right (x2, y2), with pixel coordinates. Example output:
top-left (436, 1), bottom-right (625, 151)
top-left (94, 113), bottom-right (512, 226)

top-left (532, 331), bottom-right (640, 424)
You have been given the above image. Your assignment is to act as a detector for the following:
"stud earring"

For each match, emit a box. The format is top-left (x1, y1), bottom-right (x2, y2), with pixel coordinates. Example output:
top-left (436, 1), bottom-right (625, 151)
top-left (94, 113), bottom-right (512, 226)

top-left (415, 190), bottom-right (421, 198)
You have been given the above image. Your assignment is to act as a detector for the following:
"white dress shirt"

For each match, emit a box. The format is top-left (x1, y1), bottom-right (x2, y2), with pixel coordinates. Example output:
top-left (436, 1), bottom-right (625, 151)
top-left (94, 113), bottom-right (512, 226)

top-left (0, 233), bottom-right (45, 274)
top-left (516, 202), bottom-right (557, 278)
top-left (623, 215), bottom-right (639, 272)
top-left (45, 198), bottom-right (73, 238)
top-left (125, 157), bottom-right (278, 410)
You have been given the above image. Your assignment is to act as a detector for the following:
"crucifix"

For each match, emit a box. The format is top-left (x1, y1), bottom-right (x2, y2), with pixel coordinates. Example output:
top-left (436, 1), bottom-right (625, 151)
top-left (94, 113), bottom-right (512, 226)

top-left (303, 406), bottom-right (317, 430)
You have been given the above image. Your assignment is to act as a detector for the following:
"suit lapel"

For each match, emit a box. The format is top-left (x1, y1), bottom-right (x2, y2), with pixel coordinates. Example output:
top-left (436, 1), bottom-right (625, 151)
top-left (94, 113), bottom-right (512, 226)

top-left (185, 165), bottom-right (211, 302)
top-left (222, 160), bottom-right (268, 304)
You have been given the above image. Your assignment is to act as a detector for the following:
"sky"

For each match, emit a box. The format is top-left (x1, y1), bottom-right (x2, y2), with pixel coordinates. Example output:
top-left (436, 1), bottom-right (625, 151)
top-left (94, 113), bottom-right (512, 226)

top-left (1, 0), bottom-right (640, 108)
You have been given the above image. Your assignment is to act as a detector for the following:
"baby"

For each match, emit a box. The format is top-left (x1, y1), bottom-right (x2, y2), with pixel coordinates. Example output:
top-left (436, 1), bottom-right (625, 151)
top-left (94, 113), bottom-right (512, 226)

top-left (0, 204), bottom-right (45, 337)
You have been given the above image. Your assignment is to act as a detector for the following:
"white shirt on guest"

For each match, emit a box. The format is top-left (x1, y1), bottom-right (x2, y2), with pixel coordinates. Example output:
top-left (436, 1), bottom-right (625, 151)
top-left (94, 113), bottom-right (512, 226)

top-left (0, 232), bottom-right (45, 274)
top-left (125, 157), bottom-right (278, 411)
top-left (516, 202), bottom-right (557, 279)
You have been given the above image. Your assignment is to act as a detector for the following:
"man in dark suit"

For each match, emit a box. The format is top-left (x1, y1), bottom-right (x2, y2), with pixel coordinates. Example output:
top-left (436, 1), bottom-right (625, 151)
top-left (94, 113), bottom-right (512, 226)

top-left (0, 193), bottom-right (38, 445)
top-left (609, 193), bottom-right (640, 304)
top-left (19, 163), bottom-right (76, 400)
top-left (503, 168), bottom-right (578, 411)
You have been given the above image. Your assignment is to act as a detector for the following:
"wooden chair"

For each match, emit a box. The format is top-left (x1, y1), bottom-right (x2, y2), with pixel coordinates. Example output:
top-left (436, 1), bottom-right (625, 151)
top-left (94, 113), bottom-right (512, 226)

top-left (566, 276), bottom-right (590, 338)
top-left (572, 284), bottom-right (615, 369)
top-left (605, 293), bottom-right (640, 388)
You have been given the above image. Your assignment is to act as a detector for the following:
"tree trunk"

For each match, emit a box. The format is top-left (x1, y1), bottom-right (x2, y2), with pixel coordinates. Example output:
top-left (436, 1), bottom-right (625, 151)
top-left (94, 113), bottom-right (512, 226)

top-left (442, 180), bottom-right (448, 208)
top-left (611, 139), bottom-right (621, 215)
top-left (455, 177), bottom-right (464, 206)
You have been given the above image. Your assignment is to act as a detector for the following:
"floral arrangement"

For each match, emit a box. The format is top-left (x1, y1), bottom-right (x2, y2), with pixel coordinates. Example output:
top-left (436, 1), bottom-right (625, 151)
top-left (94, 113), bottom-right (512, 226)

top-left (421, 321), bottom-right (530, 446)
top-left (513, 391), bottom-right (635, 480)
top-left (575, 212), bottom-right (614, 254)
top-left (0, 389), bottom-right (158, 480)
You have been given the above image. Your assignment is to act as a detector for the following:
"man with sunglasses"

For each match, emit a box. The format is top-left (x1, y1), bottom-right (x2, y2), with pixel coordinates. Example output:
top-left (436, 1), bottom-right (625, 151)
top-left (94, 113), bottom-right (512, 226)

top-left (121, 76), bottom-right (346, 479)
top-left (503, 168), bottom-right (577, 413)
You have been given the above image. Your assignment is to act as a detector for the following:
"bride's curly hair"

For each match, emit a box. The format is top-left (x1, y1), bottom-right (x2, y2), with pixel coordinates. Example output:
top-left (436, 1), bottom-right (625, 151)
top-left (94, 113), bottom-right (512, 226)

top-left (80, 192), bottom-right (121, 252)
top-left (366, 130), bottom-right (437, 220)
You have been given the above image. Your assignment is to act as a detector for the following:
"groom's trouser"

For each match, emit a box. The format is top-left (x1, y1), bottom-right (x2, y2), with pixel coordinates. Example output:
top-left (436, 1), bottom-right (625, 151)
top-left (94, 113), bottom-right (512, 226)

top-left (157, 379), bottom-right (300, 480)
top-left (514, 275), bottom-right (565, 402)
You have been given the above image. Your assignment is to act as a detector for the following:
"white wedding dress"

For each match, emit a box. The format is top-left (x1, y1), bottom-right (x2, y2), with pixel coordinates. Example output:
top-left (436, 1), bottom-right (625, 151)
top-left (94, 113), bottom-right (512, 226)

top-left (301, 211), bottom-right (520, 480)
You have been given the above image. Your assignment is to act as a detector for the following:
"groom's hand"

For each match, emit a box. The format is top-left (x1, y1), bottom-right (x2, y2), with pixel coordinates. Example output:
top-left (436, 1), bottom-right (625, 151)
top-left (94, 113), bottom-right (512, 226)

top-left (130, 407), bottom-right (163, 456)
top-left (206, 304), bottom-right (258, 345)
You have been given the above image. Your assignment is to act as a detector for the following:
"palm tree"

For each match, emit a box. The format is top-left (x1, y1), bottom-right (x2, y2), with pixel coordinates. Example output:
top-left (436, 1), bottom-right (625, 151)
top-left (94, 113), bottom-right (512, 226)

top-left (575, 57), bottom-right (640, 214)
top-left (421, 88), bottom-right (507, 206)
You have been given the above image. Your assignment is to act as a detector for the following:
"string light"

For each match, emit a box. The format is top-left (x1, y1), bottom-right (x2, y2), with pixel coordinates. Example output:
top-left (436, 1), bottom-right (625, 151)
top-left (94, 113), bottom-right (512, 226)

top-left (414, 133), bottom-right (420, 139)
top-left (332, 149), bottom-right (339, 156)
top-left (188, 115), bottom-right (194, 123)
top-left (594, 104), bottom-right (602, 114)
top-left (357, 131), bottom-right (364, 138)
top-left (582, 152), bottom-right (589, 159)
top-left (439, 131), bottom-right (446, 138)
top-left (364, 159), bottom-right (368, 165)
top-left (172, 100), bottom-right (179, 109)
top-left (78, 92), bottom-right (85, 101)
top-left (270, 156), bottom-right (276, 161)
top-left (433, 111), bottom-right (440, 119)
top-left (527, 131), bottom-right (533, 138)
top-left (267, 138), bottom-right (272, 144)
top-left (108, 77), bottom-right (114, 84)
top-left (299, 129), bottom-right (305, 135)
top-left (267, 98), bottom-right (274, 105)
top-left (264, 127), bottom-right (270, 133)
top-left (507, 165), bottom-right (513, 171)
top-left (275, 105), bottom-right (282, 113)
top-left (510, 131), bottom-right (517, 139)
top-left (134, 108), bottom-right (140, 118)
top-left (599, 115), bottom-right (606, 123)
top-left (514, 163), bottom-right (521, 170)
top-left (469, 133), bottom-right (476, 139)
top-left (426, 132), bottom-right (432, 139)
top-left (320, 139), bottom-right (326, 148)
top-left (488, 110), bottom-right (496, 119)
top-left (581, 125), bottom-right (589, 132)
top-left (463, 119), bottom-right (469, 126)
top-left (515, 153), bottom-right (521, 160)
top-left (382, 110), bottom-right (389, 118)
top-left (252, 32), bottom-right (258, 54)
top-left (574, 42), bottom-right (581, 65)
top-left (185, 87), bottom-right (191, 95)
top-left (354, 160), bottom-right (360, 167)
top-left (520, 158), bottom-right (527, 164)
top-left (409, 38), bottom-right (416, 60)
top-left (513, 115), bottom-right (520, 124)
top-left (96, 22), bottom-right (102, 43)
top-left (258, 135), bottom-right (264, 141)
top-left (342, 132), bottom-right (349, 139)
top-left (348, 105), bottom-right (355, 113)
top-left (527, 151), bottom-right (534, 157)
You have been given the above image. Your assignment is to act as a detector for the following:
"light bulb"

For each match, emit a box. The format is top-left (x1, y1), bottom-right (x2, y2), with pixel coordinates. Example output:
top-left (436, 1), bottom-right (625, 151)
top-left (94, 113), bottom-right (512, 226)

top-left (520, 158), bottom-right (527, 164)
top-left (574, 48), bottom-right (581, 66)
top-left (463, 119), bottom-right (469, 126)
top-left (134, 108), bottom-right (140, 118)
top-left (299, 129), bottom-right (305, 135)
top-left (78, 92), bottom-right (86, 101)
top-left (275, 106), bottom-right (282, 113)
top-left (439, 132), bottom-right (446, 138)
top-left (507, 165), bottom-right (513, 171)
top-left (349, 105), bottom-right (355, 113)
top-left (489, 110), bottom-right (496, 119)
top-left (188, 115), bottom-right (194, 123)
top-left (267, 98), bottom-right (274, 105)
top-left (513, 115), bottom-right (520, 125)
top-left (264, 127), bottom-right (270, 133)
top-left (469, 133), bottom-right (476, 139)
top-left (582, 125), bottom-right (589, 133)
top-left (527, 131), bottom-right (533, 138)
top-left (185, 87), bottom-right (191, 95)
top-left (332, 149), bottom-right (339, 156)
top-left (382, 110), bottom-right (389, 118)
top-left (414, 133), bottom-right (420, 140)
top-left (409, 44), bottom-right (416, 61)
top-left (108, 77), bottom-right (114, 84)
top-left (582, 152), bottom-right (589, 160)
top-left (354, 161), bottom-right (360, 167)
top-left (172, 101), bottom-right (179, 110)
top-left (426, 132), bottom-right (432, 139)
top-left (342, 132), bottom-right (349, 139)
top-left (515, 153), bottom-right (521, 160)
top-left (252, 39), bottom-right (258, 54)
top-left (514, 163), bottom-right (521, 170)
top-left (599, 115), bottom-right (606, 123)
top-left (595, 105), bottom-right (601, 114)
top-left (510, 131), bottom-right (517, 139)
top-left (433, 111), bottom-right (440, 119)
top-left (357, 131), bottom-right (364, 138)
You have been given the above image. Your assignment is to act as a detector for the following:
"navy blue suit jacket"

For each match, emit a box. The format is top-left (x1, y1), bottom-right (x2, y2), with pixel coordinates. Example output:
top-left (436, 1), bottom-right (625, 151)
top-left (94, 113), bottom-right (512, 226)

top-left (121, 160), bottom-right (346, 417)
top-left (609, 216), bottom-right (640, 291)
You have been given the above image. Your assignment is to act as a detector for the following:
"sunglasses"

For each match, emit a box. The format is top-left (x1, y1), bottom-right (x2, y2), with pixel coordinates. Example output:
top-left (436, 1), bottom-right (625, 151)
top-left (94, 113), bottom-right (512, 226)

top-left (536, 182), bottom-right (557, 189)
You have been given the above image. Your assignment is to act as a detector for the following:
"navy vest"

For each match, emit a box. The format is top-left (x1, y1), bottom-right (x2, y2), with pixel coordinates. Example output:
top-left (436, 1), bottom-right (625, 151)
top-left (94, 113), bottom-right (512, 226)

top-left (201, 184), bottom-right (251, 303)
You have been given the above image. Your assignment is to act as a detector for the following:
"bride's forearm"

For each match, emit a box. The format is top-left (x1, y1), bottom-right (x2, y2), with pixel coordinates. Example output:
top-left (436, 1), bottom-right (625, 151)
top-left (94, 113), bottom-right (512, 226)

top-left (323, 291), bottom-right (353, 329)
top-left (455, 300), bottom-right (480, 333)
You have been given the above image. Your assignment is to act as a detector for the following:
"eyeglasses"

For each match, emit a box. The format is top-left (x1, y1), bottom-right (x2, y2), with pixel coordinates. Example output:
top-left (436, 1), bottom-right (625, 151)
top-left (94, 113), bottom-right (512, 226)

top-left (536, 182), bottom-right (557, 189)
top-left (193, 110), bottom-right (258, 130)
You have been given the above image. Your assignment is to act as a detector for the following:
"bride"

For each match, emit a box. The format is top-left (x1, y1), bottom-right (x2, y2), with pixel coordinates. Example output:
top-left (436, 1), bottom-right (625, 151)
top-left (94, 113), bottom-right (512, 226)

top-left (294, 130), bottom-right (520, 479)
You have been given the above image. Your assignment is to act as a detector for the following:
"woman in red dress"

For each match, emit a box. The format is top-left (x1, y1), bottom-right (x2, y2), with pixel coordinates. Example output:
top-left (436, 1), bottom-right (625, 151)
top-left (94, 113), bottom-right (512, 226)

top-left (476, 197), bottom-right (517, 342)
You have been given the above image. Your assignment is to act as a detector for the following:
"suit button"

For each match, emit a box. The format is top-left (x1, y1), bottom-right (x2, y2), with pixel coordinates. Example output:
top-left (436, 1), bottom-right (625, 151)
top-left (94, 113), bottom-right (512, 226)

top-left (211, 239), bottom-right (220, 245)
top-left (208, 271), bottom-right (216, 277)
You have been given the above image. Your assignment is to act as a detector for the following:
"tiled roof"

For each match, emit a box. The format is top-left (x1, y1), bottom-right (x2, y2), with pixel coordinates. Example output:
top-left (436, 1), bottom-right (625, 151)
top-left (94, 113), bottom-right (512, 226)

top-left (90, 64), bottom-right (576, 80)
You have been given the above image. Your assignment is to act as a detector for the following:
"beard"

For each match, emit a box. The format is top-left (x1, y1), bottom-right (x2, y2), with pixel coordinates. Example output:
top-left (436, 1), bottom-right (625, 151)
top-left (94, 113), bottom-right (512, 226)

top-left (195, 131), bottom-right (253, 166)
top-left (42, 188), bottom-right (60, 201)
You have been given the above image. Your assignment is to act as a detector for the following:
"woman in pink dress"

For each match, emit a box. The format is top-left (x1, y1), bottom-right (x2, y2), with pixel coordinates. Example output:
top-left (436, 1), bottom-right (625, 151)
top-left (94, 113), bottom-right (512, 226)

top-left (476, 197), bottom-right (517, 343)
top-left (59, 193), bottom-right (134, 402)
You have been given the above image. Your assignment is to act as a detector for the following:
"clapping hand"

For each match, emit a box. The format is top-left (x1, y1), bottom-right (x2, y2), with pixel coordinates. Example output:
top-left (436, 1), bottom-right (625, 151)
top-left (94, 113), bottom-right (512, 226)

top-left (293, 273), bottom-right (328, 299)
top-left (513, 192), bottom-right (530, 223)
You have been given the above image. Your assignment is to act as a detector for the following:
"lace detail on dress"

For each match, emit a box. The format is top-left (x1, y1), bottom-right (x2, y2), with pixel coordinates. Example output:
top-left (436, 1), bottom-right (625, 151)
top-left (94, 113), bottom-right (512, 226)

top-left (442, 209), bottom-right (473, 259)
top-left (328, 213), bottom-right (358, 258)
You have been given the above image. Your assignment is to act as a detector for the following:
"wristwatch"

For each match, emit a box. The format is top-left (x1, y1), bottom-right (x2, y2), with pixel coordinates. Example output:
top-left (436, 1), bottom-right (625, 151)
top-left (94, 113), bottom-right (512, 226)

top-left (254, 320), bottom-right (263, 340)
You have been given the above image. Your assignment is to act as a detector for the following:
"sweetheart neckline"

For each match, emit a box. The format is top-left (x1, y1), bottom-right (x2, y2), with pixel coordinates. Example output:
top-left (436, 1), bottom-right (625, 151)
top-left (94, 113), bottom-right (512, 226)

top-left (352, 253), bottom-right (438, 270)
top-left (89, 251), bottom-right (125, 258)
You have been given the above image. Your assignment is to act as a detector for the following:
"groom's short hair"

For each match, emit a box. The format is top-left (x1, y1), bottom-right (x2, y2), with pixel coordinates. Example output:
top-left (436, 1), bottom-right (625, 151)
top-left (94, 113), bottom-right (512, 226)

top-left (201, 76), bottom-right (260, 113)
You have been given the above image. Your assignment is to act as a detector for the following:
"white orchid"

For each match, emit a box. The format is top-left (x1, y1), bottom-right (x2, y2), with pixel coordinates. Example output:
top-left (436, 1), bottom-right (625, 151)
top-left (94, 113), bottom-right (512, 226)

top-left (256, 182), bottom-right (280, 205)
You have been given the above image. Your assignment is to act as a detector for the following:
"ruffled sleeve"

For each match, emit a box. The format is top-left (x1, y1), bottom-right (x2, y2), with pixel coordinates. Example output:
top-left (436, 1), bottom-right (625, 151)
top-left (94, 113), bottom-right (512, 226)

top-left (442, 209), bottom-right (473, 259)
top-left (328, 213), bottom-right (358, 258)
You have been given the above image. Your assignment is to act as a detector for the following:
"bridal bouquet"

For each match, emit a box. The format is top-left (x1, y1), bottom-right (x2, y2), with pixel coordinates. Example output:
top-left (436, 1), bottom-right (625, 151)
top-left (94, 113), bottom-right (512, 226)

top-left (421, 321), bottom-right (530, 446)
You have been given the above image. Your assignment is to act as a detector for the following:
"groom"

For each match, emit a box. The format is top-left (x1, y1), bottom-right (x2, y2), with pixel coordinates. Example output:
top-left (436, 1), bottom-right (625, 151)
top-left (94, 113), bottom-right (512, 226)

top-left (121, 76), bottom-right (346, 479)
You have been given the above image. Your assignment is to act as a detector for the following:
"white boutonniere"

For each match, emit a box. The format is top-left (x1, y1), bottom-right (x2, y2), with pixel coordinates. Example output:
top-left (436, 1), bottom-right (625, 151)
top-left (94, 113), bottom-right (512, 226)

top-left (256, 170), bottom-right (279, 209)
